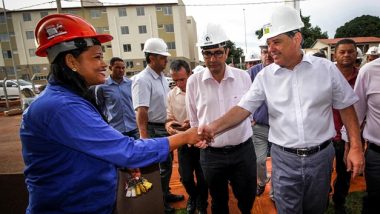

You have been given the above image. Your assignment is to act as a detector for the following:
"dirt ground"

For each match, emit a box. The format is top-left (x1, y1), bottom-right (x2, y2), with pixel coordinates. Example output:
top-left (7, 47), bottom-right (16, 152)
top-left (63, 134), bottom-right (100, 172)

top-left (0, 111), bottom-right (366, 214)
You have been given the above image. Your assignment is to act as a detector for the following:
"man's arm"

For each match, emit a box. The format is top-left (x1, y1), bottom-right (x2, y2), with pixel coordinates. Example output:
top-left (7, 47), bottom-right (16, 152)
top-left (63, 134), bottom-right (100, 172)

top-left (199, 106), bottom-right (251, 138)
top-left (136, 106), bottom-right (149, 138)
top-left (339, 105), bottom-right (364, 178)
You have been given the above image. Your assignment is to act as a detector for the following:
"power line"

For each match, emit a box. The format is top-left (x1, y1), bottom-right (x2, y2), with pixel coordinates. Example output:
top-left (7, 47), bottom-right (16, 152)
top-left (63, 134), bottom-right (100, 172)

top-left (11, 0), bottom-right (306, 11)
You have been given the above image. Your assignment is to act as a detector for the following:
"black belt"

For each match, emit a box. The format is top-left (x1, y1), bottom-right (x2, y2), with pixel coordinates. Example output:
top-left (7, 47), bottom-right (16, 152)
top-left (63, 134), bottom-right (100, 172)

top-left (276, 140), bottom-right (331, 157)
top-left (206, 138), bottom-right (252, 153)
top-left (369, 143), bottom-right (380, 153)
top-left (148, 122), bottom-right (165, 126)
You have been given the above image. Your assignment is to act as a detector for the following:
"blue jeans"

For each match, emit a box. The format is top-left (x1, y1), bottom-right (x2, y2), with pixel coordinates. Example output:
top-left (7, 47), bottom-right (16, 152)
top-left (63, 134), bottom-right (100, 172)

top-left (200, 138), bottom-right (256, 214)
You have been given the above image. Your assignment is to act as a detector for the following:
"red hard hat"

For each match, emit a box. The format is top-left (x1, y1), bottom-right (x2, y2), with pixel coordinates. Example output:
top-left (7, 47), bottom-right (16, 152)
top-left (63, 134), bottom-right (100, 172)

top-left (35, 13), bottom-right (113, 59)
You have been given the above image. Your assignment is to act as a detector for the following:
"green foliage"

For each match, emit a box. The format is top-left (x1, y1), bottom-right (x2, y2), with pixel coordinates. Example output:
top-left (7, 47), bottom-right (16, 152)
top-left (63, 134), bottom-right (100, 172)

top-left (225, 40), bottom-right (244, 67)
top-left (254, 11), bottom-right (328, 48)
top-left (335, 15), bottom-right (380, 38)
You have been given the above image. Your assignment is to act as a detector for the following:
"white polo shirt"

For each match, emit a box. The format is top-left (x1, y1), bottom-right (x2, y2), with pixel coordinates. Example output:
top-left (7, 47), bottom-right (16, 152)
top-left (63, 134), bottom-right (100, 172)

top-left (238, 54), bottom-right (358, 148)
top-left (186, 65), bottom-right (253, 148)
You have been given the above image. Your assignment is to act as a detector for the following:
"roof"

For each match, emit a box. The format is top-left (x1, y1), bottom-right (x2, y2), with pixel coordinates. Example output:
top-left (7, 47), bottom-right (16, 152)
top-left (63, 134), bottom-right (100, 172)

top-left (316, 37), bottom-right (380, 45)
top-left (3, 0), bottom-right (178, 11)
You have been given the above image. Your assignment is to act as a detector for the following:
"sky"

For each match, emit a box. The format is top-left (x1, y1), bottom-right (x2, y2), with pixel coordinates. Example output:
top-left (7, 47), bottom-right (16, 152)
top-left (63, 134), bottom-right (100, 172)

top-left (2, 0), bottom-right (380, 56)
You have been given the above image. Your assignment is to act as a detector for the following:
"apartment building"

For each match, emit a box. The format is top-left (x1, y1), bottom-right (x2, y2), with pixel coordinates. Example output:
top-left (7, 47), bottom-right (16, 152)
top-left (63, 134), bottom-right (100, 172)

top-left (0, 0), bottom-right (199, 80)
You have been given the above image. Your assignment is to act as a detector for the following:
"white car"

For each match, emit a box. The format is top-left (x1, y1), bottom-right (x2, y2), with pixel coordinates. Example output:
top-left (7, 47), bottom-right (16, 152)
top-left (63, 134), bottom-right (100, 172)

top-left (0, 79), bottom-right (41, 99)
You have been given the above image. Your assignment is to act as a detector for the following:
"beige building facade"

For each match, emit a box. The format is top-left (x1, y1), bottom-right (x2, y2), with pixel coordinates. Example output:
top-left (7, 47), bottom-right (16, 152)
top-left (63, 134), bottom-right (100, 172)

top-left (0, 0), bottom-right (198, 80)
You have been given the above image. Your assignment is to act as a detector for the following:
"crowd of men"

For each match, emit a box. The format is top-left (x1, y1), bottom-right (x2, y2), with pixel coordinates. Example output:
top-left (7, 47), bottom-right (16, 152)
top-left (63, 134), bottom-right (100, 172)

top-left (90, 5), bottom-right (379, 214)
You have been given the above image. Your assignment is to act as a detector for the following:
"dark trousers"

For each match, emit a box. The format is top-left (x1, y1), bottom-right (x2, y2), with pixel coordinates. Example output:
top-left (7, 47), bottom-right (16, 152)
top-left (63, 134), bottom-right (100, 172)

top-left (122, 129), bottom-right (139, 140)
top-left (200, 138), bottom-right (256, 214)
top-left (333, 140), bottom-right (351, 206)
top-left (147, 124), bottom-right (172, 198)
top-left (178, 145), bottom-right (208, 209)
top-left (362, 145), bottom-right (380, 214)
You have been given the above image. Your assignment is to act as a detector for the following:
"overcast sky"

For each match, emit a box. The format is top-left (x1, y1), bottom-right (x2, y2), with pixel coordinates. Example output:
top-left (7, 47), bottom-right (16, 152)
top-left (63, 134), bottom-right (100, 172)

top-left (2, 0), bottom-right (380, 55)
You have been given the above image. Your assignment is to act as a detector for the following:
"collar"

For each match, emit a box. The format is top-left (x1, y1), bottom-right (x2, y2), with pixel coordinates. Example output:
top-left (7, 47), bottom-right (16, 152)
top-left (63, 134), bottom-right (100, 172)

top-left (146, 65), bottom-right (162, 80)
top-left (106, 76), bottom-right (128, 85)
top-left (273, 54), bottom-right (313, 75)
top-left (202, 64), bottom-right (236, 82)
top-left (173, 86), bottom-right (185, 95)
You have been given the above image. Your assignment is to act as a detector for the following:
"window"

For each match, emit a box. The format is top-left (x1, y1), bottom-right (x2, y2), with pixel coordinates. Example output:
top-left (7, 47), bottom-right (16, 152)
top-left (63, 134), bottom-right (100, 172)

top-left (25, 31), bottom-right (34, 40)
top-left (167, 42), bottom-right (176, 50)
top-left (157, 24), bottom-right (163, 29)
top-left (118, 8), bottom-right (127, 17)
top-left (95, 27), bottom-right (109, 33)
top-left (187, 19), bottom-right (191, 24)
top-left (136, 7), bottom-right (145, 16)
top-left (163, 6), bottom-right (172, 15)
top-left (126, 60), bottom-right (134, 68)
top-left (65, 10), bottom-right (77, 15)
top-left (121, 26), bottom-right (129, 35)
top-left (23, 13), bottom-right (31, 21)
top-left (138, 25), bottom-right (147, 34)
top-left (31, 65), bottom-right (40, 74)
top-left (164, 24), bottom-right (174, 33)
top-left (29, 49), bottom-right (36, 57)
top-left (0, 33), bottom-right (10, 41)
top-left (140, 43), bottom-right (144, 51)
top-left (123, 44), bottom-right (132, 52)
top-left (90, 9), bottom-right (101, 19)
top-left (156, 6), bottom-right (162, 11)
top-left (106, 45), bottom-right (112, 49)
top-left (40, 11), bottom-right (48, 18)
top-left (2, 50), bottom-right (12, 59)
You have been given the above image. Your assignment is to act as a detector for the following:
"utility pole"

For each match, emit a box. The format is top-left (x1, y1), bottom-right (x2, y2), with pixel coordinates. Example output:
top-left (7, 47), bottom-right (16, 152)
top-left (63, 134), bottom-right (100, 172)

top-left (243, 8), bottom-right (247, 55)
top-left (2, 0), bottom-right (20, 109)
top-left (56, 0), bottom-right (62, 13)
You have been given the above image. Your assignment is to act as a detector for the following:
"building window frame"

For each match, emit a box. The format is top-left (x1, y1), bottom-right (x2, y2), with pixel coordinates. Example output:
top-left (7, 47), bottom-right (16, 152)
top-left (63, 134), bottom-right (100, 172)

top-left (138, 25), bottom-right (147, 34)
top-left (123, 44), bottom-right (132, 52)
top-left (136, 7), bottom-right (145, 16)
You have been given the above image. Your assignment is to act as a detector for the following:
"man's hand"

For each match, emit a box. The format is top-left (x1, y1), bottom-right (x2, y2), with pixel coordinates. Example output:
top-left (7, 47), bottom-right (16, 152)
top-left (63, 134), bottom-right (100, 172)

top-left (165, 121), bottom-right (182, 135)
top-left (346, 145), bottom-right (364, 178)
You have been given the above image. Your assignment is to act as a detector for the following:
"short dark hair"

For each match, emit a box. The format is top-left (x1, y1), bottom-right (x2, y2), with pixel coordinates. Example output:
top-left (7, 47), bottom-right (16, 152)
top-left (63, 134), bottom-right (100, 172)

top-left (312, 51), bottom-right (326, 58)
top-left (110, 57), bottom-right (124, 66)
top-left (335, 39), bottom-right (356, 53)
top-left (170, 60), bottom-right (191, 74)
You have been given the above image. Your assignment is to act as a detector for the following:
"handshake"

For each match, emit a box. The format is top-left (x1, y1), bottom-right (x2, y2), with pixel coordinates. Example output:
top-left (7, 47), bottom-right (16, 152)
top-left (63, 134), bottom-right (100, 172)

top-left (180, 124), bottom-right (215, 149)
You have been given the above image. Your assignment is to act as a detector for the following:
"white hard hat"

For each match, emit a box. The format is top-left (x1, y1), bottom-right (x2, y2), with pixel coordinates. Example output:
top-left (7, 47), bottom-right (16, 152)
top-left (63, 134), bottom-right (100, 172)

top-left (245, 52), bottom-right (261, 62)
top-left (143, 38), bottom-right (171, 56)
top-left (192, 65), bottom-right (204, 74)
top-left (356, 47), bottom-right (363, 59)
top-left (366, 46), bottom-right (379, 55)
top-left (261, 6), bottom-right (304, 41)
top-left (197, 23), bottom-right (228, 48)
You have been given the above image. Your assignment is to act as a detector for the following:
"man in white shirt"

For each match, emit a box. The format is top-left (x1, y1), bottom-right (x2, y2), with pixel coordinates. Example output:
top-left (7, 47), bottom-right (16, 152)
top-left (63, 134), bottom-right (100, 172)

top-left (132, 38), bottom-right (184, 213)
top-left (166, 60), bottom-right (208, 214)
top-left (186, 23), bottom-right (256, 214)
top-left (198, 6), bottom-right (364, 214)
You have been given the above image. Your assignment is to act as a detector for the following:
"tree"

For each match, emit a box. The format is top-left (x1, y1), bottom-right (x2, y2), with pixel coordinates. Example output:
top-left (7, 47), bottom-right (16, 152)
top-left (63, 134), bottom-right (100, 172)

top-left (225, 40), bottom-right (244, 67)
top-left (254, 12), bottom-right (328, 48)
top-left (335, 15), bottom-right (380, 38)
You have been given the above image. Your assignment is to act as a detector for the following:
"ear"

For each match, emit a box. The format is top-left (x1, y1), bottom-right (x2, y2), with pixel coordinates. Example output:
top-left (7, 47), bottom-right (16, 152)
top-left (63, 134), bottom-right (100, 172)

top-left (225, 48), bottom-right (230, 57)
top-left (65, 54), bottom-right (79, 71)
top-left (294, 32), bottom-right (303, 47)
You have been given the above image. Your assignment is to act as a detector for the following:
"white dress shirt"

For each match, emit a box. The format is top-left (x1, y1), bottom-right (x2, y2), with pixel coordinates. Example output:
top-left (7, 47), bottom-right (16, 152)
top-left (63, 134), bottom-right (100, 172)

top-left (353, 58), bottom-right (380, 145)
top-left (238, 55), bottom-right (358, 148)
top-left (186, 65), bottom-right (253, 147)
top-left (132, 65), bottom-right (170, 123)
top-left (167, 86), bottom-right (187, 123)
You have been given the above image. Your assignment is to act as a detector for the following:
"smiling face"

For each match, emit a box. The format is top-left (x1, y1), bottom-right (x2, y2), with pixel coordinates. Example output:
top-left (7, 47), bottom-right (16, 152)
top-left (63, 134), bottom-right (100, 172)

top-left (68, 45), bottom-right (108, 86)
top-left (267, 32), bottom-right (303, 70)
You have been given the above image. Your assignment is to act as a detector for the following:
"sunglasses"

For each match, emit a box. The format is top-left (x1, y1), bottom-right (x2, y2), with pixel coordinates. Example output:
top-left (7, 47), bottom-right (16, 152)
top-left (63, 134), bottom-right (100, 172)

top-left (202, 50), bottom-right (225, 59)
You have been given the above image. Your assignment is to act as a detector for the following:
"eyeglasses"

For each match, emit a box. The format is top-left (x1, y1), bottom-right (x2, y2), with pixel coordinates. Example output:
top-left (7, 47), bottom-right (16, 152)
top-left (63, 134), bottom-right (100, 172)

top-left (202, 50), bottom-right (225, 59)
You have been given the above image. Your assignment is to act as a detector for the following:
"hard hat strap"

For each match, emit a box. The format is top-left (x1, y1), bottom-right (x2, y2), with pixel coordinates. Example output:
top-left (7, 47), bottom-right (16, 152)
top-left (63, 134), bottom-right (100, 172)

top-left (47, 38), bottom-right (99, 63)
